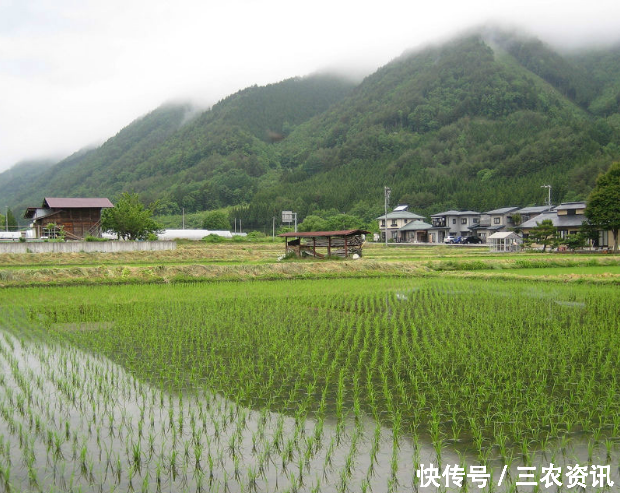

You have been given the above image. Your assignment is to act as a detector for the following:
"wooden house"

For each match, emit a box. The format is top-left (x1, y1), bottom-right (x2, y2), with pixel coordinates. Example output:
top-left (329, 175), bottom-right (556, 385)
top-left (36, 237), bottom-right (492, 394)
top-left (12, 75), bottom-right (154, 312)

top-left (24, 197), bottom-right (113, 239)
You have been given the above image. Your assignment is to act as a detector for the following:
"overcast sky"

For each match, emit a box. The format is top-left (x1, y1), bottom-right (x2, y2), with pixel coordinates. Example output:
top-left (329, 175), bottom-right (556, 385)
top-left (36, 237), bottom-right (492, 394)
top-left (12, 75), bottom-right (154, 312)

top-left (1, 0), bottom-right (620, 172)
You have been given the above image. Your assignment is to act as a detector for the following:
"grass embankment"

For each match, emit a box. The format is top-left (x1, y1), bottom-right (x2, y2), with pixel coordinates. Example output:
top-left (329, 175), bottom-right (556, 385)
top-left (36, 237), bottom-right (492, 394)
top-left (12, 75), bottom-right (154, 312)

top-left (0, 241), bottom-right (619, 287)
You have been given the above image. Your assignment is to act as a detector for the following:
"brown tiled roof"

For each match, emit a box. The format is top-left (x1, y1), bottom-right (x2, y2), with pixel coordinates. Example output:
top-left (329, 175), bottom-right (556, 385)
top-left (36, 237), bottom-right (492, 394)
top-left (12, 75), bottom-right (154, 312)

top-left (279, 229), bottom-right (370, 238)
top-left (43, 197), bottom-right (113, 208)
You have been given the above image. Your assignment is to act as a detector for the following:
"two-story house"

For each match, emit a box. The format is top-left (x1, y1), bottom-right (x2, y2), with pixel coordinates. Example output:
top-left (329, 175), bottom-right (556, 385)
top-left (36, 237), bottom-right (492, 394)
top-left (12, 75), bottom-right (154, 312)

top-left (518, 202), bottom-right (616, 249)
top-left (520, 202), bottom-right (588, 242)
top-left (514, 205), bottom-right (553, 224)
top-left (472, 207), bottom-right (520, 243)
top-left (376, 207), bottom-right (426, 242)
top-left (428, 210), bottom-right (481, 243)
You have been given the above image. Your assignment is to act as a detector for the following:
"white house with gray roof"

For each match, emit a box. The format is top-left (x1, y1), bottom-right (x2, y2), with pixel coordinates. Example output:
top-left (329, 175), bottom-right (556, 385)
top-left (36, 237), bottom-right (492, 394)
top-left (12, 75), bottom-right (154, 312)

top-left (471, 207), bottom-right (520, 243)
top-left (376, 207), bottom-right (426, 242)
top-left (429, 210), bottom-right (481, 243)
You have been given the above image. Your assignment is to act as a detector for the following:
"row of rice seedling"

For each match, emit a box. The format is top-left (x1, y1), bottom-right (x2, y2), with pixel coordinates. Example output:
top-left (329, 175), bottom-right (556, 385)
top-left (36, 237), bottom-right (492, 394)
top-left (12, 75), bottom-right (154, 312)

top-left (1, 276), bottom-right (619, 491)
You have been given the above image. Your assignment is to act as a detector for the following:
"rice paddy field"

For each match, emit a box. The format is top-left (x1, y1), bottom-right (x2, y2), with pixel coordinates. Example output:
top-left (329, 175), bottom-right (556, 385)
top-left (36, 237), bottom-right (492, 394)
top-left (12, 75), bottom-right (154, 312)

top-left (1, 243), bottom-right (620, 492)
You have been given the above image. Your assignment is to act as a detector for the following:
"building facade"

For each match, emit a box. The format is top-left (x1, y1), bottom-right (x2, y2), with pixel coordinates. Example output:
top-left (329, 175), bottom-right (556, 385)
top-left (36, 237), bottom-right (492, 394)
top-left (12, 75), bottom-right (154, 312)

top-left (24, 197), bottom-right (114, 239)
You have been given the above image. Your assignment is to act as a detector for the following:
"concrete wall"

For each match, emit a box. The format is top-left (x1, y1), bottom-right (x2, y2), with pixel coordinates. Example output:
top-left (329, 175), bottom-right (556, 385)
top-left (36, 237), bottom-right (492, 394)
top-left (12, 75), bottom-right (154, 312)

top-left (0, 241), bottom-right (176, 254)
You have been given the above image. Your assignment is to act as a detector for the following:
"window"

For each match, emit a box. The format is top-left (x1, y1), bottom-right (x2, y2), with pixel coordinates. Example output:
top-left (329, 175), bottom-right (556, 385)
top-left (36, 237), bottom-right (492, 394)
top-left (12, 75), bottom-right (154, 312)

top-left (452, 218), bottom-right (457, 225)
top-left (461, 218), bottom-right (467, 224)
top-left (473, 217), bottom-right (479, 224)
top-left (493, 217), bottom-right (501, 224)
top-left (391, 221), bottom-right (398, 227)
top-left (381, 220), bottom-right (385, 227)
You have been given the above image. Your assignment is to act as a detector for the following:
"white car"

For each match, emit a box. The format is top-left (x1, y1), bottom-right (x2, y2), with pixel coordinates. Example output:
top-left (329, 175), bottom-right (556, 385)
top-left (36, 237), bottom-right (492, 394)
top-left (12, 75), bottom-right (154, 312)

top-left (444, 235), bottom-right (456, 244)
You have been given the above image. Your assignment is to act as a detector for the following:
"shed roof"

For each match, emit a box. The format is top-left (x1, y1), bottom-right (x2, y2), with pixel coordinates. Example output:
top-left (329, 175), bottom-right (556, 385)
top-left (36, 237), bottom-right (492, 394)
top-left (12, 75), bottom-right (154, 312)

top-left (279, 229), bottom-right (370, 238)
top-left (489, 231), bottom-right (520, 239)
top-left (43, 197), bottom-right (114, 208)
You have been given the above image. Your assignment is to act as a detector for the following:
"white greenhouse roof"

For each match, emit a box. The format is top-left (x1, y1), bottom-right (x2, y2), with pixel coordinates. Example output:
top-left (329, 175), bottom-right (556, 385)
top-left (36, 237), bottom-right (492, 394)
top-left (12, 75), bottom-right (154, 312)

top-left (157, 229), bottom-right (232, 240)
top-left (488, 231), bottom-right (520, 239)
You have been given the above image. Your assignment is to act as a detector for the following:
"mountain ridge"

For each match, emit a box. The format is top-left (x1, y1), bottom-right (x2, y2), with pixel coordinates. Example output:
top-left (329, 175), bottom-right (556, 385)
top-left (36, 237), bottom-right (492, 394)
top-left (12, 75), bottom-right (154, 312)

top-left (3, 28), bottom-right (620, 228)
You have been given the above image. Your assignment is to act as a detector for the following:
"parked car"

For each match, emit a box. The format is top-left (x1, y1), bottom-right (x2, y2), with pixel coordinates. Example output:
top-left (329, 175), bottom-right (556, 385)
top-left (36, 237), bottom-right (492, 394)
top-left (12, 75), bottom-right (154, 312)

top-left (444, 235), bottom-right (463, 244)
top-left (463, 236), bottom-right (483, 244)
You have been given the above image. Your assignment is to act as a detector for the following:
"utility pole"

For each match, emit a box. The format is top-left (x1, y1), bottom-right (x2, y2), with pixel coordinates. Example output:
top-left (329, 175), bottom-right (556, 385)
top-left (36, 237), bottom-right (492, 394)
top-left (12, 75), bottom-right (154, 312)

top-left (541, 185), bottom-right (552, 208)
top-left (384, 187), bottom-right (391, 247)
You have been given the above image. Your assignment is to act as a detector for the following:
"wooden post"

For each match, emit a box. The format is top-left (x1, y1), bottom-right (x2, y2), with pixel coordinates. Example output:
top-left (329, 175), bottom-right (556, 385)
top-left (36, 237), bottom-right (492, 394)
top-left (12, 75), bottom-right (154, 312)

top-left (344, 235), bottom-right (348, 257)
top-left (328, 236), bottom-right (331, 257)
top-left (313, 237), bottom-right (316, 257)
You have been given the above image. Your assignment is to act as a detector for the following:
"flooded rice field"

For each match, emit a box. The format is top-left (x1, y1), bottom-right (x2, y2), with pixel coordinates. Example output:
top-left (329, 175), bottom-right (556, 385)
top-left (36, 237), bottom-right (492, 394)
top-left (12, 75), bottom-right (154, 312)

top-left (1, 278), bottom-right (619, 492)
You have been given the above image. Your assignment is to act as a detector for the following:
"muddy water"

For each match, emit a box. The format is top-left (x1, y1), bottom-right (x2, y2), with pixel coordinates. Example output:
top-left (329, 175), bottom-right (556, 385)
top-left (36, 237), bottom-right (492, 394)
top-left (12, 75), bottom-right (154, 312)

top-left (0, 328), bottom-right (618, 493)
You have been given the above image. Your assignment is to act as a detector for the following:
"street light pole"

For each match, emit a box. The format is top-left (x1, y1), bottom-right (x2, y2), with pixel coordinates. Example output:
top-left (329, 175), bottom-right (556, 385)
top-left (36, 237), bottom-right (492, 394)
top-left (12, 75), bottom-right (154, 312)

top-left (541, 185), bottom-right (552, 207)
top-left (384, 186), bottom-right (391, 247)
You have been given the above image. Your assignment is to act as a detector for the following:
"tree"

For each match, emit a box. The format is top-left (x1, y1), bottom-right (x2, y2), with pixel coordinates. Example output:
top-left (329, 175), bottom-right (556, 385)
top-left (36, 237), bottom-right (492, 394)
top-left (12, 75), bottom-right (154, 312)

top-left (298, 215), bottom-right (329, 232)
top-left (561, 232), bottom-right (588, 251)
top-left (526, 219), bottom-right (559, 252)
top-left (202, 210), bottom-right (230, 230)
top-left (101, 192), bottom-right (163, 240)
top-left (585, 161), bottom-right (620, 251)
top-left (0, 208), bottom-right (18, 231)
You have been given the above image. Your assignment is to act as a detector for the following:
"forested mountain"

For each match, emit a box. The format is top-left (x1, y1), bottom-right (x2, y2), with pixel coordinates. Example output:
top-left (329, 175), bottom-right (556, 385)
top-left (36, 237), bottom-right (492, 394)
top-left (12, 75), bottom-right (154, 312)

top-left (3, 29), bottom-right (620, 229)
top-left (1, 75), bottom-right (354, 216)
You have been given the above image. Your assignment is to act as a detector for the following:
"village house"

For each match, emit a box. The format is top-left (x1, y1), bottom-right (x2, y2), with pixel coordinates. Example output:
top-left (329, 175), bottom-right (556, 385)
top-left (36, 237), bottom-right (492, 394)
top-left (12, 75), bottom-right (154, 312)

top-left (376, 206), bottom-right (425, 242)
top-left (428, 210), bottom-right (481, 243)
top-left (399, 219), bottom-right (434, 243)
top-left (520, 202), bottom-right (586, 240)
top-left (471, 207), bottom-right (519, 242)
top-left (514, 205), bottom-right (553, 223)
top-left (24, 197), bottom-right (113, 240)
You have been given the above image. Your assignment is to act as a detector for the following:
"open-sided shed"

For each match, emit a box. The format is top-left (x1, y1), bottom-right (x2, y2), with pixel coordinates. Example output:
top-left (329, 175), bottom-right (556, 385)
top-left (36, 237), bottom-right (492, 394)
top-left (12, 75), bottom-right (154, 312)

top-left (279, 229), bottom-right (369, 258)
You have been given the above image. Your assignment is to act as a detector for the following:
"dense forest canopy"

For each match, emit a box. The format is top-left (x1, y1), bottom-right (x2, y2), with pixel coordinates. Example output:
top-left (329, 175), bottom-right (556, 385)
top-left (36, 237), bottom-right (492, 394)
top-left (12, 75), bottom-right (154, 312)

top-left (2, 29), bottom-right (620, 230)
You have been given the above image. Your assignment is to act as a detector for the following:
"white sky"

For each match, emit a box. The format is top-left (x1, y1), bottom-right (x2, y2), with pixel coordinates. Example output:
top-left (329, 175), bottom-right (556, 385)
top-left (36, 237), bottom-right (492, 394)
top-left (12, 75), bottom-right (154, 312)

top-left (1, 0), bottom-right (620, 172)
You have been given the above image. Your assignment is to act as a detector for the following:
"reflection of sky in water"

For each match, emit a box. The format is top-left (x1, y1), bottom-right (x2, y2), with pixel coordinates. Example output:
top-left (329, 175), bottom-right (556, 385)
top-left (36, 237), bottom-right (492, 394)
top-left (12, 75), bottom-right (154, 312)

top-left (0, 325), bottom-right (618, 493)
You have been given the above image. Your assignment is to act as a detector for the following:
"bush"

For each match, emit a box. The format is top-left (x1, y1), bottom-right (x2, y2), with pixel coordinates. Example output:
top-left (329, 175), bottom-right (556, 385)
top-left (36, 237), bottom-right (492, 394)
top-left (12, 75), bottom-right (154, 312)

top-left (85, 235), bottom-right (108, 242)
top-left (203, 234), bottom-right (225, 243)
top-left (246, 231), bottom-right (267, 241)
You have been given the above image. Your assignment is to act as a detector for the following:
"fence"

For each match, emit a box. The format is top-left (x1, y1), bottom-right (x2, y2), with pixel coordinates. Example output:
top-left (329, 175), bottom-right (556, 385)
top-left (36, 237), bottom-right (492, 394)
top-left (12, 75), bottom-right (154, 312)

top-left (0, 241), bottom-right (177, 254)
